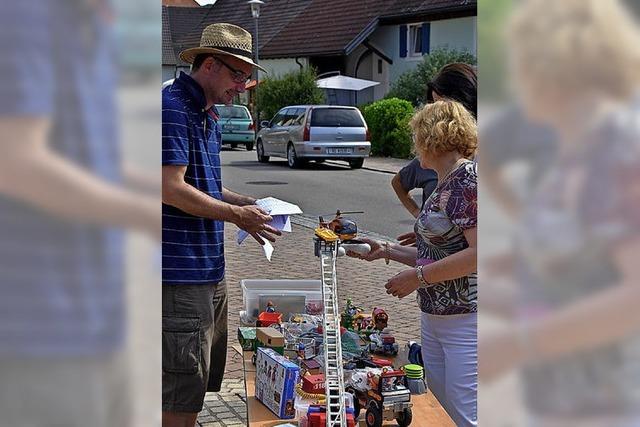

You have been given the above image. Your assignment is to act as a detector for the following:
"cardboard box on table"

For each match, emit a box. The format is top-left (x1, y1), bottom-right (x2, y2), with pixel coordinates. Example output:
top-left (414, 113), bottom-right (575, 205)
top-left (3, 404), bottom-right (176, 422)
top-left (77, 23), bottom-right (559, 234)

top-left (256, 327), bottom-right (285, 355)
top-left (238, 327), bottom-right (257, 351)
top-left (255, 347), bottom-right (300, 419)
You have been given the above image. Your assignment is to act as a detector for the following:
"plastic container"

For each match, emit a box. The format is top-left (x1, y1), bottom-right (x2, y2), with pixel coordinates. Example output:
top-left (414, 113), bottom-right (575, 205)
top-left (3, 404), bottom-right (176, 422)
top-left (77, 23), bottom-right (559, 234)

top-left (239, 279), bottom-right (323, 325)
top-left (295, 392), bottom-right (354, 426)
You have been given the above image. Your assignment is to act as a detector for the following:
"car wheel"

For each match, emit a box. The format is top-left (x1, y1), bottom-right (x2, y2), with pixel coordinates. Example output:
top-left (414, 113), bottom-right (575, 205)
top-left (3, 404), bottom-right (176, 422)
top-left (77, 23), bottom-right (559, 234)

top-left (396, 408), bottom-right (413, 427)
top-left (365, 402), bottom-right (382, 427)
top-left (349, 158), bottom-right (364, 169)
top-left (245, 141), bottom-right (254, 151)
top-left (231, 143), bottom-right (238, 149)
top-left (257, 140), bottom-right (269, 163)
top-left (287, 144), bottom-right (305, 169)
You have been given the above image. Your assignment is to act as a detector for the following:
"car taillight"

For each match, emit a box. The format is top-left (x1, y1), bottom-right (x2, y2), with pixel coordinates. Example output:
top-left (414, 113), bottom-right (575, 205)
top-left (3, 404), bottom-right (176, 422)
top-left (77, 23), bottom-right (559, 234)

top-left (248, 122), bottom-right (254, 130)
top-left (303, 110), bottom-right (311, 141)
top-left (366, 127), bottom-right (370, 141)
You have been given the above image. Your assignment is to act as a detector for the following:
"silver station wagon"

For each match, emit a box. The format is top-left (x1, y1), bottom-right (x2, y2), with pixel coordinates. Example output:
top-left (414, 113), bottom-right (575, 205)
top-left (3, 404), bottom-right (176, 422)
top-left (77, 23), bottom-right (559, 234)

top-left (255, 105), bottom-right (371, 169)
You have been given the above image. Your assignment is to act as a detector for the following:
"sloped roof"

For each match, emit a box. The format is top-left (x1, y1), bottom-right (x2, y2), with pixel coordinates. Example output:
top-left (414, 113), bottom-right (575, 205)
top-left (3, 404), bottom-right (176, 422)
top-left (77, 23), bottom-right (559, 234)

top-left (162, 0), bottom-right (200, 7)
top-left (262, 0), bottom-right (475, 57)
top-left (162, 0), bottom-right (476, 64)
top-left (162, 6), bottom-right (177, 65)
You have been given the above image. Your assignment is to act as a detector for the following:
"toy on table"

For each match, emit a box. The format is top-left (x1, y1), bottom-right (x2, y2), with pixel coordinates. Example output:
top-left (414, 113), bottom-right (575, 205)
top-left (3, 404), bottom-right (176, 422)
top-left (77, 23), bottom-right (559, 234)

top-left (252, 327), bottom-right (285, 364)
top-left (266, 300), bottom-right (276, 313)
top-left (348, 367), bottom-right (413, 427)
top-left (255, 347), bottom-right (300, 419)
top-left (367, 329), bottom-right (399, 356)
top-left (372, 307), bottom-right (389, 331)
top-left (306, 405), bottom-right (356, 427)
top-left (341, 298), bottom-right (363, 329)
top-left (257, 301), bottom-right (282, 327)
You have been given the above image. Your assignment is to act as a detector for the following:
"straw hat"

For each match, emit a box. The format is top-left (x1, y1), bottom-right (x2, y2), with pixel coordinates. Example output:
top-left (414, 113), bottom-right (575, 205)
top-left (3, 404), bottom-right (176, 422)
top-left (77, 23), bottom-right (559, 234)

top-left (179, 23), bottom-right (266, 72)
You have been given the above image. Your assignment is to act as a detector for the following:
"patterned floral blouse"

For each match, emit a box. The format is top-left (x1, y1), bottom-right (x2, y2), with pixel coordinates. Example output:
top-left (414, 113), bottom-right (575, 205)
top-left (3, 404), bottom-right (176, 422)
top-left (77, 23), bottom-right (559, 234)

top-left (414, 160), bottom-right (477, 315)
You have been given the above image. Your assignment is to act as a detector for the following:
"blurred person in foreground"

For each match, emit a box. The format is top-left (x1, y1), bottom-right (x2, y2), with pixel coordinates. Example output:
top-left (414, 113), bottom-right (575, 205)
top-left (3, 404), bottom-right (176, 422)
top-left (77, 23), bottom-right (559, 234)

top-left (350, 100), bottom-right (478, 426)
top-left (394, 63), bottom-right (477, 245)
top-left (480, 0), bottom-right (640, 424)
top-left (0, 1), bottom-right (159, 426)
top-left (162, 23), bottom-right (281, 427)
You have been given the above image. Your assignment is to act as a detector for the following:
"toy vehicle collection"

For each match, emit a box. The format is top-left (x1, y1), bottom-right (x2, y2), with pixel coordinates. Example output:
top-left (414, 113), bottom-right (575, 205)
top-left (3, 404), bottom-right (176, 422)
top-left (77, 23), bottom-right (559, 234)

top-left (348, 368), bottom-right (413, 427)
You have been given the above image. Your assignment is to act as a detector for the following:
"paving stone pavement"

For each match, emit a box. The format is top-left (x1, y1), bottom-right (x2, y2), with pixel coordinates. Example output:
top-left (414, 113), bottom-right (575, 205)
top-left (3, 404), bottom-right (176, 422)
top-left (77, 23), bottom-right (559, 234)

top-left (199, 156), bottom-right (418, 425)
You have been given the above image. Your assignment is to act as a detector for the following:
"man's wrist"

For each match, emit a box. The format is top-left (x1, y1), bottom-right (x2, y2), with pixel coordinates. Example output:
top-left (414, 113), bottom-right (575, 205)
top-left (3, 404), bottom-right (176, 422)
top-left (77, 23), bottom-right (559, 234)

top-left (228, 204), bottom-right (243, 225)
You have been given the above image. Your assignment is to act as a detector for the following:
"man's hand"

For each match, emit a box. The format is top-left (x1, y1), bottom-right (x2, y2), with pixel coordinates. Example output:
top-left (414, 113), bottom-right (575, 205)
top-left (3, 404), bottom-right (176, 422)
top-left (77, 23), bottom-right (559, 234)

top-left (345, 237), bottom-right (385, 262)
top-left (397, 231), bottom-right (417, 246)
top-left (234, 205), bottom-right (282, 245)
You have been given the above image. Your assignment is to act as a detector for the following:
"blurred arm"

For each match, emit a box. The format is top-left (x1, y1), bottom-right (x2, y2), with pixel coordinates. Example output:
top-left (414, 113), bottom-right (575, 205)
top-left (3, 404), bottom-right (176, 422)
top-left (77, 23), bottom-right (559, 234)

top-left (0, 117), bottom-right (158, 236)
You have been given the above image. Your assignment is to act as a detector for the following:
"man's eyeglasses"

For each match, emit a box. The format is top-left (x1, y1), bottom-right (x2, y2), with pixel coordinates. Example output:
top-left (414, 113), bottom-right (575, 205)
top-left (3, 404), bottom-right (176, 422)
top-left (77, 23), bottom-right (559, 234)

top-left (216, 57), bottom-right (251, 85)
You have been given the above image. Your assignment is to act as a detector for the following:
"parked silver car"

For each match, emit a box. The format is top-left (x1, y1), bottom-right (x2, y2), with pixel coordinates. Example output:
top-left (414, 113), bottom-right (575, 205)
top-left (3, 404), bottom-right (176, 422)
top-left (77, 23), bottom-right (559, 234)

top-left (255, 105), bottom-right (371, 169)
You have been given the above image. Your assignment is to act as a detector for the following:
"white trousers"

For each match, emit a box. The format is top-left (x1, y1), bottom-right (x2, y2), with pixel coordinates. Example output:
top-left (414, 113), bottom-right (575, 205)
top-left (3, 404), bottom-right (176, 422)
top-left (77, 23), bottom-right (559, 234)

top-left (421, 312), bottom-right (477, 426)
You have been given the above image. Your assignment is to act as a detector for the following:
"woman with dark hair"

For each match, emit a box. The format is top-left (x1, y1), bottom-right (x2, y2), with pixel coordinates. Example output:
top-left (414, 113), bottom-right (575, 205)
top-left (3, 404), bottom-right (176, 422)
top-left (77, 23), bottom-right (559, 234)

top-left (393, 63), bottom-right (477, 243)
top-left (427, 63), bottom-right (477, 119)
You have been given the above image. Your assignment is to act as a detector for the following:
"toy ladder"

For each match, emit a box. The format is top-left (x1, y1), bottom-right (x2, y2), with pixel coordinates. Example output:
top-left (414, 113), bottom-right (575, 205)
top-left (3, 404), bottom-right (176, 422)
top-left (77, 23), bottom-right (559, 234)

top-left (319, 241), bottom-right (347, 427)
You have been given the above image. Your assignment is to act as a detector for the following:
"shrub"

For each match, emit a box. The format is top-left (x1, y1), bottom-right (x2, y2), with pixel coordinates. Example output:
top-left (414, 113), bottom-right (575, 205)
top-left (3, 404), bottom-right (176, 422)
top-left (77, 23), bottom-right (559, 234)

top-left (386, 47), bottom-right (477, 107)
top-left (256, 67), bottom-right (325, 121)
top-left (362, 98), bottom-right (414, 158)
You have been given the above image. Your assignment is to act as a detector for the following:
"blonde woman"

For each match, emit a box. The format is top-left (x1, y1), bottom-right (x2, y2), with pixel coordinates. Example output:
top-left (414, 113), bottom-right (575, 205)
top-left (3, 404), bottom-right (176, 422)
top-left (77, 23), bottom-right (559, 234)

top-left (481, 0), bottom-right (640, 424)
top-left (349, 100), bottom-right (477, 426)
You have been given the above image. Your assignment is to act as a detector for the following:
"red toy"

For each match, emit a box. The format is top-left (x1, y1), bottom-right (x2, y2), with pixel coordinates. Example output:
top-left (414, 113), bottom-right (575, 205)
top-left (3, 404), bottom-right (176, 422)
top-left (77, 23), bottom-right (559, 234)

top-left (307, 405), bottom-right (356, 427)
top-left (302, 373), bottom-right (325, 394)
top-left (257, 311), bottom-right (282, 327)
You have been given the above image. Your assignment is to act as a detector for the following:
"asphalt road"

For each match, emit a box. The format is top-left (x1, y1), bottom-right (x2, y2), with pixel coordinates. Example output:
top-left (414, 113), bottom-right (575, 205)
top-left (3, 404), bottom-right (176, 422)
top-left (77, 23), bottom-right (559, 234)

top-left (220, 148), bottom-right (416, 239)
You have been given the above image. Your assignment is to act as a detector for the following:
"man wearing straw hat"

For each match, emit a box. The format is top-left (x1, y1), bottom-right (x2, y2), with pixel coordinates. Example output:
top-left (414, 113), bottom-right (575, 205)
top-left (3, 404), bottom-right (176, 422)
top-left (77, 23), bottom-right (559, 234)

top-left (162, 23), bottom-right (278, 426)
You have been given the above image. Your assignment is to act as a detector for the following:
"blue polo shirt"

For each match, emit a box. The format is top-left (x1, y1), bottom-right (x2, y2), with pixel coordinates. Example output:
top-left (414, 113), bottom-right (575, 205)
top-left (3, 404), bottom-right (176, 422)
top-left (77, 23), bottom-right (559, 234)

top-left (0, 1), bottom-right (123, 356)
top-left (162, 72), bottom-right (226, 284)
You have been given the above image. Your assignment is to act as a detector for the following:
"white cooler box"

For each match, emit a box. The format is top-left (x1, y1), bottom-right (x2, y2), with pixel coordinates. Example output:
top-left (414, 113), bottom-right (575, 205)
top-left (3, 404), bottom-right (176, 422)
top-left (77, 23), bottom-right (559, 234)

top-left (239, 279), bottom-right (323, 325)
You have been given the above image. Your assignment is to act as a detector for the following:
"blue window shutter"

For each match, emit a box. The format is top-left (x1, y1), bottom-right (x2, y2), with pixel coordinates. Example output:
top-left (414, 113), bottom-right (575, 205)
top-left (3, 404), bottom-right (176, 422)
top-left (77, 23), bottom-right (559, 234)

top-left (421, 22), bottom-right (431, 55)
top-left (399, 25), bottom-right (407, 58)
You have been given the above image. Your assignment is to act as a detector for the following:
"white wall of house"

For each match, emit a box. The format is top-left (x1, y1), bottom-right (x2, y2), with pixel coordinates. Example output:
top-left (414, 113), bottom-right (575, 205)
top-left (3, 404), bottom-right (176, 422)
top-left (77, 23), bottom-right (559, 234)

top-left (369, 16), bottom-right (476, 96)
top-left (259, 57), bottom-right (308, 79)
top-left (346, 42), bottom-right (391, 105)
top-left (431, 16), bottom-right (477, 55)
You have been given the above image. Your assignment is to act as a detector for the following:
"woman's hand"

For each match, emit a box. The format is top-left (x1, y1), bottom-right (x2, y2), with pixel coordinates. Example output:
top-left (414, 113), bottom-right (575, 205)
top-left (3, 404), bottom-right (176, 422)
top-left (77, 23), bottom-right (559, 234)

top-left (345, 238), bottom-right (385, 262)
top-left (385, 268), bottom-right (420, 298)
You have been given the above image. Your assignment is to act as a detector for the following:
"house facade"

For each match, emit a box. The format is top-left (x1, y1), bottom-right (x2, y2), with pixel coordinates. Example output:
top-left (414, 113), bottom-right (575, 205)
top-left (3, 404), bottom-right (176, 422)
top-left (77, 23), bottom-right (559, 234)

top-left (162, 0), bottom-right (476, 105)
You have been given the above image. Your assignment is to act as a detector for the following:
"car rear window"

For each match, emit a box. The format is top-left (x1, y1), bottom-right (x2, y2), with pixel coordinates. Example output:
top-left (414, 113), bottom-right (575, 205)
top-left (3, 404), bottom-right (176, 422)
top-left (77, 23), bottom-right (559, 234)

top-left (309, 108), bottom-right (364, 127)
top-left (217, 106), bottom-right (250, 119)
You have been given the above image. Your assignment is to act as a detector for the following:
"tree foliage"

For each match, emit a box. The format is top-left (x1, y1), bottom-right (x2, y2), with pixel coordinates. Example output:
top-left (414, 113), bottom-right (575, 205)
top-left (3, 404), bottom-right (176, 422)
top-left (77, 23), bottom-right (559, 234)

top-left (386, 48), bottom-right (477, 107)
top-left (256, 67), bottom-right (325, 121)
top-left (362, 98), bottom-right (414, 158)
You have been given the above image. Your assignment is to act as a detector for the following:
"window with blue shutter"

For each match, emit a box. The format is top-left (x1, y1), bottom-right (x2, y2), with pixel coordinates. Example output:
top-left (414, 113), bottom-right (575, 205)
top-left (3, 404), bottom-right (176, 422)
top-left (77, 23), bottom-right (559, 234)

top-left (421, 22), bottom-right (431, 55)
top-left (399, 25), bottom-right (407, 58)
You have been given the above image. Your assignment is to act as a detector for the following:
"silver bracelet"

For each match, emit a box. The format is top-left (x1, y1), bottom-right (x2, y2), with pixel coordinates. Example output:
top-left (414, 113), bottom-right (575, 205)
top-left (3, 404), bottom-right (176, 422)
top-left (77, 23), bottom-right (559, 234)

top-left (415, 265), bottom-right (429, 288)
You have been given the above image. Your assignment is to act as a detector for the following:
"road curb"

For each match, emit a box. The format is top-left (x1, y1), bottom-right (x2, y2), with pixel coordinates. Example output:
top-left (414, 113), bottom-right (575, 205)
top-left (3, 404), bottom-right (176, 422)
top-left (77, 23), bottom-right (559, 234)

top-left (323, 159), bottom-right (398, 175)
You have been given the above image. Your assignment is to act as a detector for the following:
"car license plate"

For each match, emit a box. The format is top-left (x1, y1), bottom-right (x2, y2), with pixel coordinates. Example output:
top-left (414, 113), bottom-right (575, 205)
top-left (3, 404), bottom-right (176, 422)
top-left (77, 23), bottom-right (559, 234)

top-left (327, 148), bottom-right (352, 154)
top-left (223, 125), bottom-right (239, 131)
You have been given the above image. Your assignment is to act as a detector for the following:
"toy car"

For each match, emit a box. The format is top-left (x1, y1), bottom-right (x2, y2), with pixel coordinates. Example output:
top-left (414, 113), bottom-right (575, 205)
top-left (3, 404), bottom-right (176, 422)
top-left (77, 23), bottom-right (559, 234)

top-left (347, 368), bottom-right (412, 427)
top-left (368, 331), bottom-right (399, 356)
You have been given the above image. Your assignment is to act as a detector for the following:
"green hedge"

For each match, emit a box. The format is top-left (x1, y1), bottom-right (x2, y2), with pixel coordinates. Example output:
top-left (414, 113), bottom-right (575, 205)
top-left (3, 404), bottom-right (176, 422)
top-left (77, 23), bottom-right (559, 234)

top-left (256, 67), bottom-right (324, 121)
top-left (386, 47), bottom-right (477, 107)
top-left (362, 98), bottom-right (414, 158)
